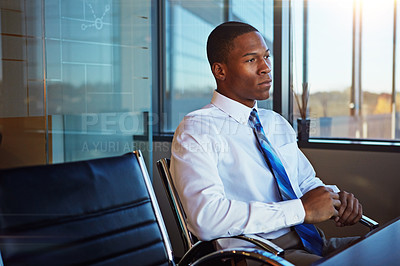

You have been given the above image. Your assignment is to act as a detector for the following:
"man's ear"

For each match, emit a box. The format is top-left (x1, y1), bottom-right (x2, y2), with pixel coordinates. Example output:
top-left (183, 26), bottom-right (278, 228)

top-left (212, 62), bottom-right (226, 81)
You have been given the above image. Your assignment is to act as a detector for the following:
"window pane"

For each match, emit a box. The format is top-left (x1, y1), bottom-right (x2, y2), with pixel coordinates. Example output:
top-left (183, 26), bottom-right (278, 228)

top-left (164, 0), bottom-right (274, 132)
top-left (397, 0), bottom-right (400, 138)
top-left (164, 1), bottom-right (217, 132)
top-left (361, 0), bottom-right (394, 139)
top-left (293, 0), bottom-right (399, 141)
top-left (0, 0), bottom-right (48, 168)
top-left (232, 0), bottom-right (274, 110)
top-left (48, 0), bottom-right (152, 164)
top-left (164, 0), bottom-right (222, 132)
top-left (309, 0), bottom-right (352, 139)
top-left (0, 0), bottom-right (153, 169)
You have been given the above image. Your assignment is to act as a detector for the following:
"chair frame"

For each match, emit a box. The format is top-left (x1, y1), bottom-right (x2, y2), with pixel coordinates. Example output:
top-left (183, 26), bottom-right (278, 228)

top-left (157, 157), bottom-right (195, 251)
top-left (134, 151), bottom-right (175, 262)
top-left (360, 215), bottom-right (379, 230)
top-left (190, 248), bottom-right (293, 266)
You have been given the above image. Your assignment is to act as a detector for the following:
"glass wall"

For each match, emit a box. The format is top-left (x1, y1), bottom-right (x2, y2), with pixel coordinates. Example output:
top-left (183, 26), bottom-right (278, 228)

top-left (0, 0), bottom-right (152, 169)
top-left (232, 0), bottom-right (274, 112)
top-left (163, 0), bottom-right (274, 132)
top-left (292, 0), bottom-right (399, 140)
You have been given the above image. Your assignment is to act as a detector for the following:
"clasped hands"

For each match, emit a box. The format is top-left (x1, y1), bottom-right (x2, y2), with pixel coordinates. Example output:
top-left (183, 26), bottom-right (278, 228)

top-left (301, 186), bottom-right (363, 227)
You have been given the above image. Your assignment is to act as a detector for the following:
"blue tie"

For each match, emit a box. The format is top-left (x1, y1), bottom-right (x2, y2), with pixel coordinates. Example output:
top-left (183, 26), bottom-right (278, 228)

top-left (249, 109), bottom-right (323, 256)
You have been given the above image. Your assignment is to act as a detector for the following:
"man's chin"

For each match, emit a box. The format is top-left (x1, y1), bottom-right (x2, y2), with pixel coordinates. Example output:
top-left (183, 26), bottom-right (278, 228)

top-left (257, 91), bottom-right (270, 101)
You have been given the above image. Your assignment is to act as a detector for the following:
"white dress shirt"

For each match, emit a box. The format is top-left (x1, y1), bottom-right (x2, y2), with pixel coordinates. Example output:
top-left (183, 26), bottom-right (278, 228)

top-left (171, 90), bottom-right (338, 242)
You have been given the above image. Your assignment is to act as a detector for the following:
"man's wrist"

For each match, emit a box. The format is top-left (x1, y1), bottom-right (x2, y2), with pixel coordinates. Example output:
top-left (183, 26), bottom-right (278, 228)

top-left (325, 184), bottom-right (340, 193)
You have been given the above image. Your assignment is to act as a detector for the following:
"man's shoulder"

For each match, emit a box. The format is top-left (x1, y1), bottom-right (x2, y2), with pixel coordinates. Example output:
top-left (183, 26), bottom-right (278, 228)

top-left (184, 103), bottom-right (220, 119)
top-left (174, 104), bottom-right (236, 139)
top-left (258, 108), bottom-right (285, 121)
top-left (185, 103), bottom-right (215, 117)
top-left (181, 104), bottom-right (228, 124)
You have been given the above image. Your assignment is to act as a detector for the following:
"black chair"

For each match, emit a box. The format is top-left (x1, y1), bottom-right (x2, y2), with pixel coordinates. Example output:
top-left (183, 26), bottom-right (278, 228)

top-left (156, 158), bottom-right (379, 258)
top-left (0, 151), bottom-right (290, 266)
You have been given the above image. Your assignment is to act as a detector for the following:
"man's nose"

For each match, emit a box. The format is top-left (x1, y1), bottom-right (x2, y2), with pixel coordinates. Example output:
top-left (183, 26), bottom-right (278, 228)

top-left (259, 59), bottom-right (271, 75)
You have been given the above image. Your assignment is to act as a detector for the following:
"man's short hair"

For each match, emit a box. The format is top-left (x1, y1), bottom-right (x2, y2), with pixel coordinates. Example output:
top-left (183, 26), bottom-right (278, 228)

top-left (206, 21), bottom-right (259, 66)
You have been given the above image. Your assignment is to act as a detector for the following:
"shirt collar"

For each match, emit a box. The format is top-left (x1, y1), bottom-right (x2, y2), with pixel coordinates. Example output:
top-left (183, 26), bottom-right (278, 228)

top-left (211, 90), bottom-right (258, 125)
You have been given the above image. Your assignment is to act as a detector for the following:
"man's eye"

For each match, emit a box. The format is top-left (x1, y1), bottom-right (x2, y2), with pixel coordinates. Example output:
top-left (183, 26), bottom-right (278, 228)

top-left (264, 55), bottom-right (270, 59)
top-left (246, 58), bottom-right (255, 62)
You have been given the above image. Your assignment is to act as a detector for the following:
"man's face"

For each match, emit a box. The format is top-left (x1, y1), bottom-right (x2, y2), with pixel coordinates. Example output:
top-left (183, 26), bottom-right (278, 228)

top-left (217, 31), bottom-right (272, 107)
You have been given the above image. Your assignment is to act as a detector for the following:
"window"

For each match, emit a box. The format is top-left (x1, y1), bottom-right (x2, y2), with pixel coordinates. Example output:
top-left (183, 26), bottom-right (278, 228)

top-left (163, 0), bottom-right (218, 132)
top-left (292, 0), bottom-right (400, 141)
top-left (162, 0), bottom-right (274, 132)
top-left (0, 0), bottom-right (153, 169)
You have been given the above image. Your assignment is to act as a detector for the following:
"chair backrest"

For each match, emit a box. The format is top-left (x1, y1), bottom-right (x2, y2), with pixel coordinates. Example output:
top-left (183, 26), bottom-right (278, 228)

top-left (156, 158), bottom-right (197, 252)
top-left (0, 151), bottom-right (173, 266)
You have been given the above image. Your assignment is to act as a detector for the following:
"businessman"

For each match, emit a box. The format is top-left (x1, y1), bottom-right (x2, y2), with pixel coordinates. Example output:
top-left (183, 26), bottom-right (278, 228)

top-left (171, 21), bottom-right (362, 265)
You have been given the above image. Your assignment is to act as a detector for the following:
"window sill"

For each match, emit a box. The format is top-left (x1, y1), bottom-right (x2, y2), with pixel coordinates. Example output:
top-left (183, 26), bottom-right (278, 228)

top-left (152, 134), bottom-right (400, 153)
top-left (298, 138), bottom-right (400, 153)
top-left (153, 134), bottom-right (174, 142)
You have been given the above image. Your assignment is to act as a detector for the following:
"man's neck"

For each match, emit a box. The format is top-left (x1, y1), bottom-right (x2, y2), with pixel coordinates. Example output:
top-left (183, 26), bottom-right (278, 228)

top-left (215, 89), bottom-right (256, 108)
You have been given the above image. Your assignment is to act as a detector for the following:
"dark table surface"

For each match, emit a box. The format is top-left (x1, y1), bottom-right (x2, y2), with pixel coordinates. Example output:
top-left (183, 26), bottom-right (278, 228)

top-left (315, 217), bottom-right (400, 266)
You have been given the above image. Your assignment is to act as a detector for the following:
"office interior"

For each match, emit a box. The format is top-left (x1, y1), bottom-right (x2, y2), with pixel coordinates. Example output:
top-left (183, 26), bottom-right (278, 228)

top-left (0, 0), bottom-right (399, 259)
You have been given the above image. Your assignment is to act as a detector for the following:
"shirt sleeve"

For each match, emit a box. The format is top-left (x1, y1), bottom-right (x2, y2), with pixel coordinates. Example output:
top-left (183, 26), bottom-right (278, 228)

top-left (170, 117), bottom-right (306, 241)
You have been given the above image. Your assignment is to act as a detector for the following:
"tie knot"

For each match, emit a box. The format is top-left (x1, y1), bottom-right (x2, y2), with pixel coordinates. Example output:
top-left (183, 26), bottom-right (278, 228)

top-left (249, 109), bottom-right (261, 128)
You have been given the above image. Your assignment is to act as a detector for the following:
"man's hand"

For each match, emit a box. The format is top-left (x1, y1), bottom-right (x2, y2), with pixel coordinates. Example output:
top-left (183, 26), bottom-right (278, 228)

top-left (334, 191), bottom-right (363, 227)
top-left (300, 186), bottom-right (341, 224)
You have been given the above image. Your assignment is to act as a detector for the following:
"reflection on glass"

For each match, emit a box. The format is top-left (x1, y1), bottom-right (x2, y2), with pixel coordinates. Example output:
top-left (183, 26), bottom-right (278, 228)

top-left (0, 0), bottom-right (152, 169)
top-left (165, 1), bottom-right (219, 131)
top-left (164, 0), bottom-right (274, 132)
top-left (0, 0), bottom-right (48, 168)
top-left (232, 0), bottom-right (274, 111)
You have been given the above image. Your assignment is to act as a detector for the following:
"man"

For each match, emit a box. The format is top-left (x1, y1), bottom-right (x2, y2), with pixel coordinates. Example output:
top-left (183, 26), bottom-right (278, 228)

top-left (170, 21), bottom-right (362, 265)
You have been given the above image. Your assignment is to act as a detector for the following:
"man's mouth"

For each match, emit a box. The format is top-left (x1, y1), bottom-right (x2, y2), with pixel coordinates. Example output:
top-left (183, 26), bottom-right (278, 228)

top-left (258, 79), bottom-right (272, 85)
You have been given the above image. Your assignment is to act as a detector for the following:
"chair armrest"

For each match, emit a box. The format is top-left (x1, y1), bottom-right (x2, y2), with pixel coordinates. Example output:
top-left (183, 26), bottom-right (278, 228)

top-left (178, 234), bottom-right (284, 265)
top-left (360, 215), bottom-right (379, 231)
top-left (233, 234), bottom-right (284, 256)
top-left (188, 248), bottom-right (293, 266)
